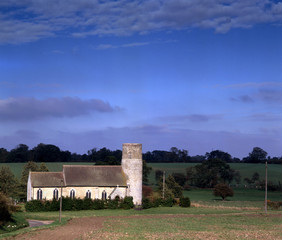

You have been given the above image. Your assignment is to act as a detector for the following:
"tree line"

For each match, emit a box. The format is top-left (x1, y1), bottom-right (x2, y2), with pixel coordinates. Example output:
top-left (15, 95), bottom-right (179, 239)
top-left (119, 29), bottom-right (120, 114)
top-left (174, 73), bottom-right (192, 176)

top-left (0, 143), bottom-right (282, 164)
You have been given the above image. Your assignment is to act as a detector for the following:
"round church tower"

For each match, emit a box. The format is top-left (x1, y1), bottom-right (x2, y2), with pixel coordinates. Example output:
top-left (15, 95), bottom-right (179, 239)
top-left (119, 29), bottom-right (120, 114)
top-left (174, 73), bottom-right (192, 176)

top-left (121, 143), bottom-right (142, 206)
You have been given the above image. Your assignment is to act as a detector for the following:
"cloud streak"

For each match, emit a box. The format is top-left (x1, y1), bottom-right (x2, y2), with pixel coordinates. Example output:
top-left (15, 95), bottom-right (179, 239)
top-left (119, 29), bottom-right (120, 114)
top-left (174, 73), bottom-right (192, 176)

top-left (1, 0), bottom-right (282, 44)
top-left (0, 97), bottom-right (119, 121)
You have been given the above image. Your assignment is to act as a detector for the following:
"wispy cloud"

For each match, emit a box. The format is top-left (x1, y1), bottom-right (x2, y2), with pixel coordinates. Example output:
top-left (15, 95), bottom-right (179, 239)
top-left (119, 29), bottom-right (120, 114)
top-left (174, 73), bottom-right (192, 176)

top-left (231, 95), bottom-right (254, 103)
top-left (218, 81), bottom-right (282, 89)
top-left (95, 41), bottom-right (149, 50)
top-left (2, 0), bottom-right (282, 44)
top-left (0, 97), bottom-right (119, 121)
top-left (159, 114), bottom-right (223, 123)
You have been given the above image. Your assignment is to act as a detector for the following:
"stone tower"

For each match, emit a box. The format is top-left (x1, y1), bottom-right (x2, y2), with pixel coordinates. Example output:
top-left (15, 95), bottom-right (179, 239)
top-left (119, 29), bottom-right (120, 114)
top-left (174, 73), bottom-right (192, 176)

top-left (121, 143), bottom-right (142, 205)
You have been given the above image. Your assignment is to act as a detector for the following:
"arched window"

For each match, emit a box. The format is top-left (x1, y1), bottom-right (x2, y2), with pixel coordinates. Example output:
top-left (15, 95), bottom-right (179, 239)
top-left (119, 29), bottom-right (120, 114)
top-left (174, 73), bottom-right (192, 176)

top-left (53, 188), bottom-right (59, 200)
top-left (102, 190), bottom-right (107, 200)
top-left (37, 189), bottom-right (42, 200)
top-left (70, 189), bottom-right (75, 199)
top-left (86, 190), bottom-right (91, 199)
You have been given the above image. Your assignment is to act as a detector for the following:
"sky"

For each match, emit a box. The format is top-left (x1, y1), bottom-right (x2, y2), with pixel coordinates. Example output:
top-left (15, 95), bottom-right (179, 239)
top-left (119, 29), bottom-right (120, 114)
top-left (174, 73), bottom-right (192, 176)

top-left (1, 0), bottom-right (282, 159)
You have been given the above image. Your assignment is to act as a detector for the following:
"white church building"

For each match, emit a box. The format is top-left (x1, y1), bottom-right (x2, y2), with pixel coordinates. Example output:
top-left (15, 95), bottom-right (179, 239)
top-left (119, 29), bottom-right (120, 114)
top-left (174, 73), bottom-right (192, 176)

top-left (27, 143), bottom-right (143, 205)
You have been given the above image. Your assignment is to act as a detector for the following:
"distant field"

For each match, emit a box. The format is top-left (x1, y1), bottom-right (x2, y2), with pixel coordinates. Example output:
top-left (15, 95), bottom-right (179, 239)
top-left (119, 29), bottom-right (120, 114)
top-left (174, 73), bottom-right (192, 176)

top-left (148, 163), bottom-right (282, 186)
top-left (1, 161), bottom-right (281, 186)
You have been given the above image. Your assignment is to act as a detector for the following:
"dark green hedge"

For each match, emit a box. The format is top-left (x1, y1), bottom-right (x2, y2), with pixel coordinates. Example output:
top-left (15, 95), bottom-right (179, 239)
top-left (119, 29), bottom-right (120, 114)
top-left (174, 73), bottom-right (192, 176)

top-left (25, 196), bottom-right (134, 212)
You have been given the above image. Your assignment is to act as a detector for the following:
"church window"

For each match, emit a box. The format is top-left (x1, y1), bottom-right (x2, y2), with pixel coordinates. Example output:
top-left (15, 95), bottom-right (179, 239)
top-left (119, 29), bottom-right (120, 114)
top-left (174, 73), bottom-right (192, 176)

top-left (37, 189), bottom-right (42, 200)
top-left (102, 190), bottom-right (107, 200)
top-left (70, 189), bottom-right (75, 199)
top-left (86, 190), bottom-right (91, 199)
top-left (53, 188), bottom-right (59, 200)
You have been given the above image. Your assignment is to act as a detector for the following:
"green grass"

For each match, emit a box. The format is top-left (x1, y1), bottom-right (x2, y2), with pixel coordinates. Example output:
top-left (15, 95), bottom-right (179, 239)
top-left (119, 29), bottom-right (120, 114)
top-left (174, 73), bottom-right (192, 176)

top-left (148, 162), bottom-right (282, 185)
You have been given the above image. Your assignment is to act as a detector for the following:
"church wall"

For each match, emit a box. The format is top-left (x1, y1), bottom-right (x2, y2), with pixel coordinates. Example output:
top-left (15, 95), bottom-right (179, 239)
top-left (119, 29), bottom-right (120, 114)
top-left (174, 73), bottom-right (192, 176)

top-left (31, 186), bottom-right (127, 200)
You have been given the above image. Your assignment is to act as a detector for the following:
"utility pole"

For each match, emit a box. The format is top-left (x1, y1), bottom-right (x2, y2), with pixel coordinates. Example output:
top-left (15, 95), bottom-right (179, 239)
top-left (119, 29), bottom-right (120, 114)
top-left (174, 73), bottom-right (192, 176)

top-left (265, 161), bottom-right (268, 214)
top-left (59, 179), bottom-right (63, 223)
top-left (162, 171), bottom-right (165, 199)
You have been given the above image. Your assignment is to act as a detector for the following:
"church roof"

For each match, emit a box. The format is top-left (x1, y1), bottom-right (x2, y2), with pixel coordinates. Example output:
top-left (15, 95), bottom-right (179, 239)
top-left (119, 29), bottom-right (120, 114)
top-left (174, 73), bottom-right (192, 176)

top-left (30, 172), bottom-right (65, 187)
top-left (63, 165), bottom-right (127, 187)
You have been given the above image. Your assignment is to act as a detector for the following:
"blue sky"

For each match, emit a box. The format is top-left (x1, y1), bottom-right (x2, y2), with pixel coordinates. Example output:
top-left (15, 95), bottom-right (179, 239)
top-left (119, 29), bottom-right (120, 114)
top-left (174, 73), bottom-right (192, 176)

top-left (1, 0), bottom-right (282, 158)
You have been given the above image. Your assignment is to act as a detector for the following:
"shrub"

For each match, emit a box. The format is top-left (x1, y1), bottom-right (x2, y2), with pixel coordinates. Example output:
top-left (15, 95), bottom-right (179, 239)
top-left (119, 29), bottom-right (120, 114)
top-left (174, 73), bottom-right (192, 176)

top-left (142, 198), bottom-right (152, 209)
top-left (161, 197), bottom-right (174, 207)
top-left (0, 192), bottom-right (11, 223)
top-left (120, 197), bottom-right (134, 210)
top-left (107, 198), bottom-right (119, 209)
top-left (152, 198), bottom-right (162, 208)
top-left (213, 183), bottom-right (234, 200)
top-left (142, 185), bottom-right (153, 198)
top-left (267, 200), bottom-right (282, 210)
top-left (92, 199), bottom-right (105, 210)
top-left (25, 200), bottom-right (44, 212)
top-left (179, 197), bottom-right (191, 207)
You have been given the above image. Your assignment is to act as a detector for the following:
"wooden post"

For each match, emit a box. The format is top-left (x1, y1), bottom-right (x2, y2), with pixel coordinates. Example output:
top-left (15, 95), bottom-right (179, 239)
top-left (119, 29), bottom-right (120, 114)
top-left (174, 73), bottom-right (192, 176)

top-left (162, 171), bottom-right (165, 199)
top-left (59, 179), bottom-right (63, 223)
top-left (265, 161), bottom-right (268, 214)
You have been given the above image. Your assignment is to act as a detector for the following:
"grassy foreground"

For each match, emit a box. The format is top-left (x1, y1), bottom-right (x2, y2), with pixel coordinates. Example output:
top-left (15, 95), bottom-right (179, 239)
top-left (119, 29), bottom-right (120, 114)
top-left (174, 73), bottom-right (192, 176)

top-left (1, 202), bottom-right (282, 240)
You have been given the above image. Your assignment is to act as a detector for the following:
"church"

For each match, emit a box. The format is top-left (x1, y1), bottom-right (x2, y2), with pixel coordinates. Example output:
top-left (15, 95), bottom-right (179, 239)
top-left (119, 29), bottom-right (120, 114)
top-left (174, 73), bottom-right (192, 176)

top-left (27, 143), bottom-right (143, 205)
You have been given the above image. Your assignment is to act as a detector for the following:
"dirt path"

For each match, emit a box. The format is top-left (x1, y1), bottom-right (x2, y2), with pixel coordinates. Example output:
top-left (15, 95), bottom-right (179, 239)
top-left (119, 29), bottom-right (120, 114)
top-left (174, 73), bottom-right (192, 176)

top-left (10, 214), bottom-right (282, 240)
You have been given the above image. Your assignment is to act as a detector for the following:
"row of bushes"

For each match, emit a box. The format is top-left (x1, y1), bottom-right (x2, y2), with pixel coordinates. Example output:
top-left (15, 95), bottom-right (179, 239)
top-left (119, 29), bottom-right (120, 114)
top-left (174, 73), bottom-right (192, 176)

top-left (142, 197), bottom-right (191, 209)
top-left (25, 196), bottom-right (134, 212)
top-left (25, 196), bottom-right (191, 212)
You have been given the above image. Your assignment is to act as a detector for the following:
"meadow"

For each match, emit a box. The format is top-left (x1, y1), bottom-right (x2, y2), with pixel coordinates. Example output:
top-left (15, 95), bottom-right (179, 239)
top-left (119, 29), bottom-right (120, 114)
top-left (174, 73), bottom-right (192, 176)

top-left (1, 162), bottom-right (282, 184)
top-left (1, 162), bottom-right (281, 239)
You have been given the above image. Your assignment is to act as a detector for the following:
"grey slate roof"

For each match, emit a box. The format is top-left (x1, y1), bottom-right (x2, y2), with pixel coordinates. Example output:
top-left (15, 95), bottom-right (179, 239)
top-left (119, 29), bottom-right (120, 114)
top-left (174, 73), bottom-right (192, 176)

top-left (63, 165), bottom-right (127, 187)
top-left (30, 172), bottom-right (65, 187)
top-left (29, 165), bottom-right (127, 187)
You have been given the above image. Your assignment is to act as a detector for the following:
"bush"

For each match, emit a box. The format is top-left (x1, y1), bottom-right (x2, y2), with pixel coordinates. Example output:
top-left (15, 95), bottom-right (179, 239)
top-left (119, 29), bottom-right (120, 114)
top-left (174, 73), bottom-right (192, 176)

top-left (267, 200), bottom-right (282, 210)
top-left (161, 197), bottom-right (174, 207)
top-left (179, 197), bottom-right (191, 207)
top-left (213, 183), bottom-right (234, 200)
top-left (107, 198), bottom-right (119, 209)
top-left (142, 198), bottom-right (152, 209)
top-left (120, 197), bottom-right (134, 210)
top-left (92, 199), bottom-right (105, 210)
top-left (0, 192), bottom-right (11, 223)
top-left (152, 198), bottom-right (162, 208)
top-left (25, 200), bottom-right (44, 212)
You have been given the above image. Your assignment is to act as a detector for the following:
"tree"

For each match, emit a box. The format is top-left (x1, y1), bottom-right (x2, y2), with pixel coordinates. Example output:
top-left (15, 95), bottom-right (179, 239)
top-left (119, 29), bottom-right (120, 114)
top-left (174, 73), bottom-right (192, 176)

top-left (166, 175), bottom-right (183, 198)
top-left (245, 147), bottom-right (268, 163)
top-left (0, 148), bottom-right (8, 163)
top-left (187, 158), bottom-right (235, 188)
top-left (0, 166), bottom-right (18, 197)
top-left (213, 183), bottom-right (234, 200)
top-left (172, 173), bottom-right (187, 187)
top-left (155, 170), bottom-right (163, 182)
top-left (205, 150), bottom-right (232, 162)
top-left (143, 160), bottom-right (152, 185)
top-left (8, 144), bottom-right (30, 162)
top-left (38, 162), bottom-right (49, 172)
top-left (0, 192), bottom-right (11, 223)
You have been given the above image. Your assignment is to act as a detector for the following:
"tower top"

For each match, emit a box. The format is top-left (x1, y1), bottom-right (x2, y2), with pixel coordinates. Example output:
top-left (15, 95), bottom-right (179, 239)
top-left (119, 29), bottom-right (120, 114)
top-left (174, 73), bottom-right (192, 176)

top-left (122, 143), bottom-right (142, 159)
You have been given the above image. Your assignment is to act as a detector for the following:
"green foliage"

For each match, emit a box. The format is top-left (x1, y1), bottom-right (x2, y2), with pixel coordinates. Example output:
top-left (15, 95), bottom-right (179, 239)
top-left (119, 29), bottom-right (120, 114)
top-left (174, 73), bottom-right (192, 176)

top-left (0, 166), bottom-right (18, 198)
top-left (0, 192), bottom-right (11, 224)
top-left (187, 159), bottom-right (236, 188)
top-left (142, 198), bottom-right (152, 209)
top-left (107, 198), bottom-right (120, 209)
top-left (25, 200), bottom-right (44, 212)
top-left (165, 175), bottom-right (183, 198)
top-left (244, 147), bottom-right (268, 163)
top-left (119, 197), bottom-right (134, 209)
top-left (143, 160), bottom-right (152, 184)
top-left (179, 197), bottom-right (191, 207)
top-left (213, 183), bottom-right (234, 200)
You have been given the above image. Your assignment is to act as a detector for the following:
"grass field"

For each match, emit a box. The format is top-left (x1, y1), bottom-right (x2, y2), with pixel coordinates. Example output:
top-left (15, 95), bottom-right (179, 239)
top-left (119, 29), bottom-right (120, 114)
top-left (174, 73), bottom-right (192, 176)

top-left (1, 162), bottom-right (281, 185)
